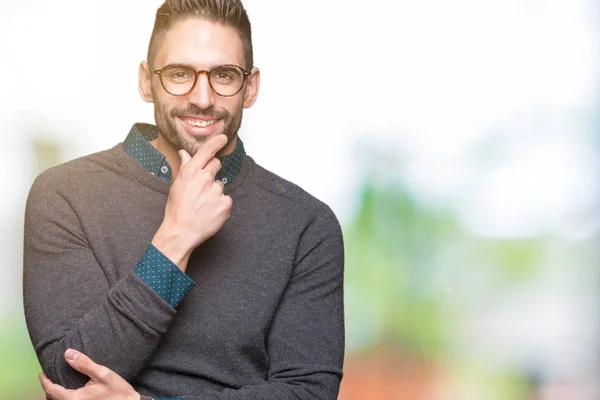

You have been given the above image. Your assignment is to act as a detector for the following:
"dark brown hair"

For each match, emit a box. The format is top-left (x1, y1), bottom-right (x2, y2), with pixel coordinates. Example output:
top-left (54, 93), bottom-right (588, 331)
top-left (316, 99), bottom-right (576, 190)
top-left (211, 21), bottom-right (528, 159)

top-left (147, 0), bottom-right (253, 69)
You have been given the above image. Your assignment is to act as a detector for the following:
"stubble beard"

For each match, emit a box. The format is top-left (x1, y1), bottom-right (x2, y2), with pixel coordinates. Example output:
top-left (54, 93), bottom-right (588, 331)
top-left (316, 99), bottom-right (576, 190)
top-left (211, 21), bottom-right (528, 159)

top-left (155, 103), bottom-right (243, 156)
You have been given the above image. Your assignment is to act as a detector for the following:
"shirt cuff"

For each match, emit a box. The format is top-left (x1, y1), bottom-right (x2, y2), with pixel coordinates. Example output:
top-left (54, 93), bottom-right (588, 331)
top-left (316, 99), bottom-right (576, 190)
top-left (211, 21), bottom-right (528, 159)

top-left (134, 244), bottom-right (195, 308)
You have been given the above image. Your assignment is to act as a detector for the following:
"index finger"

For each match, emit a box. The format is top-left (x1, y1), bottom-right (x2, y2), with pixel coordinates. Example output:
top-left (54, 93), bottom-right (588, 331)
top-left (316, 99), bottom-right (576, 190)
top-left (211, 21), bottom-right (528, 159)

top-left (188, 134), bottom-right (228, 169)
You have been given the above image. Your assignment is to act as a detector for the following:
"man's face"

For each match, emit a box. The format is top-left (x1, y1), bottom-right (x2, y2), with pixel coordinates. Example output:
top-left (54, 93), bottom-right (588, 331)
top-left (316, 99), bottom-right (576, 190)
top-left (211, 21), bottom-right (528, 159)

top-left (140, 18), bottom-right (259, 156)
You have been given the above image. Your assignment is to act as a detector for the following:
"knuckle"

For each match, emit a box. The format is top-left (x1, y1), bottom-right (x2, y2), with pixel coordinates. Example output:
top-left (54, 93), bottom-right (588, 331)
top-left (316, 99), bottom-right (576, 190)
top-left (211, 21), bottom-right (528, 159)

top-left (191, 165), bottom-right (202, 176)
top-left (198, 171), bottom-right (212, 184)
top-left (76, 355), bottom-right (90, 368)
top-left (182, 165), bottom-right (197, 179)
top-left (97, 366), bottom-right (111, 381)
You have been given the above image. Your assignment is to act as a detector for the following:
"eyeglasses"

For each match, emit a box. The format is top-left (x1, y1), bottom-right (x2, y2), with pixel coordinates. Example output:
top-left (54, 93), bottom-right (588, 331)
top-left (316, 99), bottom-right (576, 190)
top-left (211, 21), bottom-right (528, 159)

top-left (153, 64), bottom-right (251, 97)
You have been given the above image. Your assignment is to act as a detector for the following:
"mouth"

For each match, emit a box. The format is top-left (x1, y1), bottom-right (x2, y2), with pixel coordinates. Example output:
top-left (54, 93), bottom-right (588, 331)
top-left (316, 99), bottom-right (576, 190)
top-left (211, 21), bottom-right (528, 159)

top-left (178, 115), bottom-right (222, 137)
top-left (181, 117), bottom-right (217, 127)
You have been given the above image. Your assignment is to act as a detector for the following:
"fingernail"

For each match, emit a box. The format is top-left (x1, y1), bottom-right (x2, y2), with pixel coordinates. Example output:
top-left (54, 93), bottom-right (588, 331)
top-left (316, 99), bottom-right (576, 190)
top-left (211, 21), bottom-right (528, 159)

top-left (66, 349), bottom-right (79, 361)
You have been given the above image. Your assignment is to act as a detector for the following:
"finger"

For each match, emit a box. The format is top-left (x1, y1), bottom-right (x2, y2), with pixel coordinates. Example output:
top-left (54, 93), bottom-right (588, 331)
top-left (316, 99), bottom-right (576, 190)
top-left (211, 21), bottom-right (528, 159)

top-left (179, 149), bottom-right (192, 168)
top-left (203, 158), bottom-right (222, 179)
top-left (64, 349), bottom-right (109, 383)
top-left (188, 134), bottom-right (228, 169)
top-left (213, 180), bottom-right (224, 195)
top-left (222, 195), bottom-right (233, 214)
top-left (221, 196), bottom-right (233, 220)
top-left (40, 373), bottom-right (72, 400)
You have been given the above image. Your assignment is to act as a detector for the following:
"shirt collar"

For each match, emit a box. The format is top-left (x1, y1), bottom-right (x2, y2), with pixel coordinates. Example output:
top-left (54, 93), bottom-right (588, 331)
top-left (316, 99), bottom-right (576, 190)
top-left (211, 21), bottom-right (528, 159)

top-left (123, 123), bottom-right (246, 184)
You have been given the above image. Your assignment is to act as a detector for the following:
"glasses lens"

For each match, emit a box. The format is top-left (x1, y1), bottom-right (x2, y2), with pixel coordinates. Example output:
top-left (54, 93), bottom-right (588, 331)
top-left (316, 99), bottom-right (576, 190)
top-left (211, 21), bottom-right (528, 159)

top-left (160, 65), bottom-right (196, 95)
top-left (210, 65), bottom-right (245, 96)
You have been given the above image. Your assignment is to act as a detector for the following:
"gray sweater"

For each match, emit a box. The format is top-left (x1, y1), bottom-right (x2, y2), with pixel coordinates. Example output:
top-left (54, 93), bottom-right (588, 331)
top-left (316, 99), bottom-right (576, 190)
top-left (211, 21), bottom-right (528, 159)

top-left (23, 143), bottom-right (345, 399)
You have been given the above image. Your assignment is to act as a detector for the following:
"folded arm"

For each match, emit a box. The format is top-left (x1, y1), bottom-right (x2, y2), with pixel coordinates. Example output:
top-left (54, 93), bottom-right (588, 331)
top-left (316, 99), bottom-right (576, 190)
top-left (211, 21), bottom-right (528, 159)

top-left (23, 174), bottom-right (188, 388)
top-left (39, 204), bottom-right (346, 399)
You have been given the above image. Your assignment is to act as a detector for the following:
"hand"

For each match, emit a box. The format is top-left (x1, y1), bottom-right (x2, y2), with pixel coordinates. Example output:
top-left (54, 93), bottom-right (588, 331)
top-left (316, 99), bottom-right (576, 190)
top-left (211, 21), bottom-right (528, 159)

top-left (40, 349), bottom-right (139, 400)
top-left (152, 134), bottom-right (233, 271)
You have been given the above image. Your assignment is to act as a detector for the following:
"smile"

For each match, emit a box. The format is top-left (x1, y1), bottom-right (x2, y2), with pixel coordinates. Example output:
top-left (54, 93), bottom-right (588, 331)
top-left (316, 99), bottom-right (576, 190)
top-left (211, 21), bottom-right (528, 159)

top-left (182, 118), bottom-right (217, 127)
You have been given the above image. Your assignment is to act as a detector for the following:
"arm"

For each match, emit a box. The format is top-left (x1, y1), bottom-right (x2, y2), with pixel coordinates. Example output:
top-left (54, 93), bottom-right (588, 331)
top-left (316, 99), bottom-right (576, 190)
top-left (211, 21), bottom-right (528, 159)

top-left (24, 136), bottom-right (231, 388)
top-left (150, 206), bottom-right (345, 399)
top-left (180, 205), bottom-right (346, 399)
top-left (23, 173), bottom-right (179, 388)
top-left (41, 205), bottom-right (345, 399)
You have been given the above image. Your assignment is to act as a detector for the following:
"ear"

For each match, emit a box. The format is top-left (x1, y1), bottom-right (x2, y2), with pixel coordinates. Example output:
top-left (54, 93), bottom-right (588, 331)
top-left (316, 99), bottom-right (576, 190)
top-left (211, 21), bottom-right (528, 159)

top-left (243, 67), bottom-right (260, 108)
top-left (138, 61), bottom-right (154, 103)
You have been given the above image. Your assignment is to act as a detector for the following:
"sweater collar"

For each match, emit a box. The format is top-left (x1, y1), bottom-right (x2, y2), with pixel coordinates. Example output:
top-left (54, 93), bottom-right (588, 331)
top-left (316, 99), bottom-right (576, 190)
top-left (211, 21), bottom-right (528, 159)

top-left (123, 122), bottom-right (245, 185)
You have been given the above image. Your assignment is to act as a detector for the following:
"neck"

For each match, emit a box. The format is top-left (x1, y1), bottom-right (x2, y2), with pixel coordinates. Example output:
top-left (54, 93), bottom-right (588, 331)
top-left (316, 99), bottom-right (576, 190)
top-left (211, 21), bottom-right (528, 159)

top-left (151, 134), bottom-right (238, 179)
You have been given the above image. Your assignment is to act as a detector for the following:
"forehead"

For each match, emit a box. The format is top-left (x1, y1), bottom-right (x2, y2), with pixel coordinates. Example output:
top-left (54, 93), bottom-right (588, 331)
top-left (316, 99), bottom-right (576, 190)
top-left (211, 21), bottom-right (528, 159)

top-left (155, 18), bottom-right (244, 68)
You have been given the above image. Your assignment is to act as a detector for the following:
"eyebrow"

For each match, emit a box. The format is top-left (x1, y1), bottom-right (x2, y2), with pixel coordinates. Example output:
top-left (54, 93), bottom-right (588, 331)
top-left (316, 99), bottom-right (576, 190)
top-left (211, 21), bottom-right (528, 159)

top-left (160, 61), bottom-right (239, 69)
top-left (157, 63), bottom-right (244, 71)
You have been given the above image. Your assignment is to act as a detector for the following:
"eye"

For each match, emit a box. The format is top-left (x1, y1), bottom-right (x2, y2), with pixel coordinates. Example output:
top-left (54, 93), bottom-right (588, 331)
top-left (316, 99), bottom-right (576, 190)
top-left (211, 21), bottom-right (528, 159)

top-left (170, 71), bottom-right (192, 80)
top-left (212, 66), bottom-right (242, 84)
top-left (162, 66), bottom-right (195, 83)
top-left (215, 72), bottom-right (234, 81)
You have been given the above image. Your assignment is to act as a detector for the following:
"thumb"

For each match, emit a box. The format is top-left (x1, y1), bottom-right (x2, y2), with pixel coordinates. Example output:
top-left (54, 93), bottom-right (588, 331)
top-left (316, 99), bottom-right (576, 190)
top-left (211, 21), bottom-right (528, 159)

top-left (64, 349), bottom-right (108, 382)
top-left (179, 149), bottom-right (192, 167)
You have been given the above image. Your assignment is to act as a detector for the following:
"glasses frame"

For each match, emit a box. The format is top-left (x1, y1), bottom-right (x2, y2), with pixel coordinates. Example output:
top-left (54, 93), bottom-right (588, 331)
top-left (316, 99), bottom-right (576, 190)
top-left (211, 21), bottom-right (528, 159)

top-left (153, 64), bottom-right (252, 98)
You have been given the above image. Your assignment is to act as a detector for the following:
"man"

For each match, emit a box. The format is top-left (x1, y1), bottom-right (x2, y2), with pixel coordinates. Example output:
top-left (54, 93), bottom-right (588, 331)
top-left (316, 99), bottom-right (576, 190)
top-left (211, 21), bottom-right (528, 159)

top-left (23, 1), bottom-right (345, 399)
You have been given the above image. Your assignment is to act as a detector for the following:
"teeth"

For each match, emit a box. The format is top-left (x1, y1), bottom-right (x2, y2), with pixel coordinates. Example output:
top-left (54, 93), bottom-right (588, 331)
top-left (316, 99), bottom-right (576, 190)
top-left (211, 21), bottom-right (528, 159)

top-left (184, 119), bottom-right (215, 127)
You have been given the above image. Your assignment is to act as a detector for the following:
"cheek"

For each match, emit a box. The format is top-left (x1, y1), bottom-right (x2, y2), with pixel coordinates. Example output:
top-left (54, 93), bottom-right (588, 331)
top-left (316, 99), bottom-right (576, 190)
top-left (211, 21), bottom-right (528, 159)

top-left (221, 97), bottom-right (244, 116)
top-left (153, 102), bottom-right (176, 131)
top-left (152, 84), bottom-right (174, 108)
top-left (153, 95), bottom-right (179, 118)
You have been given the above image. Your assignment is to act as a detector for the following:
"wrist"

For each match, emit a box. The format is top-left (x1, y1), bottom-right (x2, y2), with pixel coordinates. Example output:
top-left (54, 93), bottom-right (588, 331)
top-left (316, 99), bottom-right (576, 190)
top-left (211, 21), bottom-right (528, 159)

top-left (152, 224), bottom-right (192, 271)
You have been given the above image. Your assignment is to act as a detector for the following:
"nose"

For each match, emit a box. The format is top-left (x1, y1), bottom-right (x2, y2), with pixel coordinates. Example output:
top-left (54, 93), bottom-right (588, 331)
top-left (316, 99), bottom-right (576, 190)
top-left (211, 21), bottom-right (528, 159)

top-left (187, 71), bottom-right (215, 109)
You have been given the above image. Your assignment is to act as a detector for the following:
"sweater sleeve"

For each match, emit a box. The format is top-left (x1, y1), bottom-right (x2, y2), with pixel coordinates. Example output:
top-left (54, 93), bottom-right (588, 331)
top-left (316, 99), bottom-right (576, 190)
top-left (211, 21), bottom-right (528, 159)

top-left (156, 204), bottom-right (345, 400)
top-left (22, 172), bottom-right (186, 389)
